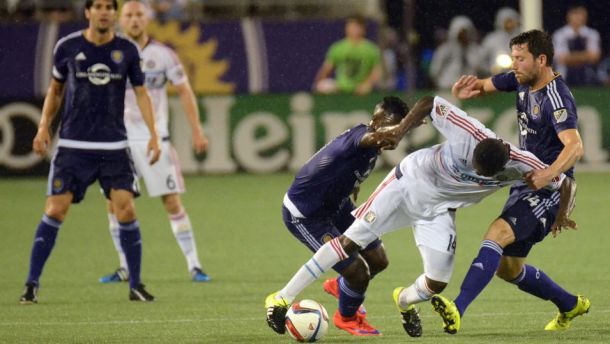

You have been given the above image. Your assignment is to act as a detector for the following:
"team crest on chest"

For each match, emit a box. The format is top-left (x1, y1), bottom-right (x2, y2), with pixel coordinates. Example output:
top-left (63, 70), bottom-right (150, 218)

top-left (533, 104), bottom-right (540, 117)
top-left (146, 59), bottom-right (156, 69)
top-left (111, 50), bottom-right (124, 64)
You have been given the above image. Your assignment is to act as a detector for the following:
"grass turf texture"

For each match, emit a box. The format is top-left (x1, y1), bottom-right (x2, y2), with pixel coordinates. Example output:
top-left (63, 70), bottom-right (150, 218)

top-left (0, 171), bottom-right (608, 343)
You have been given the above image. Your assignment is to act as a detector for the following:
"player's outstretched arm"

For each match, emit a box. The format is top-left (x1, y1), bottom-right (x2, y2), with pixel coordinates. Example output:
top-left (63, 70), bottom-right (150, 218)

top-left (360, 95), bottom-right (434, 150)
top-left (551, 177), bottom-right (577, 237)
top-left (34, 79), bottom-right (65, 156)
top-left (452, 75), bottom-right (497, 99)
top-left (175, 82), bottom-right (208, 154)
top-left (134, 86), bottom-right (161, 164)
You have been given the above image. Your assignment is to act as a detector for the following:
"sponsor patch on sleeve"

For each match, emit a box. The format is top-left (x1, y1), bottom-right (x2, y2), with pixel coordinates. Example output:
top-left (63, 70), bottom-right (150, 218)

top-left (553, 108), bottom-right (567, 123)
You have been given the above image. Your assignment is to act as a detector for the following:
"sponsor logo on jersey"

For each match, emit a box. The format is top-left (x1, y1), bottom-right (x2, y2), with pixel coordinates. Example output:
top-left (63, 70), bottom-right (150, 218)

top-left (364, 211), bottom-right (377, 224)
top-left (111, 50), bottom-right (124, 64)
top-left (553, 108), bottom-right (568, 123)
top-left (76, 63), bottom-right (122, 85)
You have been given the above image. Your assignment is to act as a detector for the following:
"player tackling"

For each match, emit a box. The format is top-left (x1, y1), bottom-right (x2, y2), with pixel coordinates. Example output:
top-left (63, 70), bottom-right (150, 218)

top-left (265, 95), bottom-right (577, 337)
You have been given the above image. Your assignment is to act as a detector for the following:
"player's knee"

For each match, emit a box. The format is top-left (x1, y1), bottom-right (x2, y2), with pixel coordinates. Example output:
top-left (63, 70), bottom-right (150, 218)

top-left (113, 203), bottom-right (136, 222)
top-left (161, 194), bottom-right (181, 214)
top-left (483, 218), bottom-right (516, 247)
top-left (496, 261), bottom-right (522, 281)
top-left (339, 235), bottom-right (361, 255)
top-left (45, 205), bottom-right (68, 222)
top-left (368, 254), bottom-right (389, 276)
top-left (425, 278), bottom-right (448, 294)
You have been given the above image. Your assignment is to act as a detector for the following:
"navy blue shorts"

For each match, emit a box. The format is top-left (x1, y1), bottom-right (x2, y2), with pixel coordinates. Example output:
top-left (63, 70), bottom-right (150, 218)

top-left (499, 187), bottom-right (560, 257)
top-left (282, 200), bottom-right (382, 273)
top-left (47, 147), bottom-right (139, 203)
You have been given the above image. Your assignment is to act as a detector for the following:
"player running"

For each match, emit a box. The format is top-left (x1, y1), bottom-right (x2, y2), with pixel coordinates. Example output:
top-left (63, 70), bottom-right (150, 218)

top-left (265, 95), bottom-right (577, 337)
top-left (20, 0), bottom-right (160, 303)
top-left (431, 30), bottom-right (588, 334)
top-left (99, 0), bottom-right (211, 284)
top-left (266, 96), bottom-right (426, 336)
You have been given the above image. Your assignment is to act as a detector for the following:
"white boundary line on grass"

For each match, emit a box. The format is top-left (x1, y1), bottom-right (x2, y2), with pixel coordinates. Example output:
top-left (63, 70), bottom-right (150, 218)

top-left (1, 309), bottom-right (608, 326)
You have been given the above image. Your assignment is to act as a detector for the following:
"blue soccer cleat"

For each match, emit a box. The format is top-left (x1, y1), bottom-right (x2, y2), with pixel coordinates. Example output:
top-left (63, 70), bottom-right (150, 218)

top-left (99, 267), bottom-right (129, 283)
top-left (191, 268), bottom-right (211, 282)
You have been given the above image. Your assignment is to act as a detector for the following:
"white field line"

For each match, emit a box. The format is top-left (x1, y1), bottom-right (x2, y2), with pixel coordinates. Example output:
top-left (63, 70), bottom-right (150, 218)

top-left (1, 309), bottom-right (608, 327)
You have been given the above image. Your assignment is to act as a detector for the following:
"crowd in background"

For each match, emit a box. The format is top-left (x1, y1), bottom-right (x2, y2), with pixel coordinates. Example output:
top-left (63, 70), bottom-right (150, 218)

top-left (1, 1), bottom-right (609, 92)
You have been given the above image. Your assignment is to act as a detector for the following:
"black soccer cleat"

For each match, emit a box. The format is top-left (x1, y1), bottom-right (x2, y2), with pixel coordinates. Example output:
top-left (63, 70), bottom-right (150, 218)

top-left (129, 283), bottom-right (155, 302)
top-left (20, 282), bottom-right (38, 304)
top-left (400, 306), bottom-right (423, 337)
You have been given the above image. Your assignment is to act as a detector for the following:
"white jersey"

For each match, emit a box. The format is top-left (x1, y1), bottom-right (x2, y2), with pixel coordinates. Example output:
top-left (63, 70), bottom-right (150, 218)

top-left (397, 96), bottom-right (564, 217)
top-left (124, 39), bottom-right (188, 141)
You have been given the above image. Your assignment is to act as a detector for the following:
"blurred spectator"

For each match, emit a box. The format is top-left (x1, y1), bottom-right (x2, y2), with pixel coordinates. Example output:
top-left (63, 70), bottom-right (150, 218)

top-left (378, 26), bottom-right (399, 90)
top-left (429, 15), bottom-right (481, 89)
top-left (552, 5), bottom-right (601, 86)
top-left (150, 0), bottom-right (188, 22)
top-left (34, 0), bottom-right (75, 22)
top-left (313, 14), bottom-right (382, 95)
top-left (481, 7), bottom-right (521, 75)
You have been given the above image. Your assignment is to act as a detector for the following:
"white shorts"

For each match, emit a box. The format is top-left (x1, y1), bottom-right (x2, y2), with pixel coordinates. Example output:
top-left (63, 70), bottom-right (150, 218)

top-left (128, 140), bottom-right (185, 197)
top-left (344, 168), bottom-right (457, 282)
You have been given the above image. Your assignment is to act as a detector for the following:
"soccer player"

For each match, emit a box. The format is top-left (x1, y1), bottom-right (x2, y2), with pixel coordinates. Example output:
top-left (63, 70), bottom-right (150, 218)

top-left (99, 0), bottom-right (210, 284)
top-left (431, 29), bottom-right (588, 334)
top-left (266, 96), bottom-right (424, 336)
top-left (266, 95), bottom-right (577, 338)
top-left (20, 0), bottom-right (160, 303)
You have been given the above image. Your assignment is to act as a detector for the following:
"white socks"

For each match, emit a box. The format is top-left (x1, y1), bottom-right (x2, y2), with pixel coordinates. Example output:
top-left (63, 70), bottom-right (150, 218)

top-left (279, 238), bottom-right (348, 303)
top-left (108, 214), bottom-right (128, 271)
top-left (398, 273), bottom-right (435, 308)
top-left (170, 208), bottom-right (202, 272)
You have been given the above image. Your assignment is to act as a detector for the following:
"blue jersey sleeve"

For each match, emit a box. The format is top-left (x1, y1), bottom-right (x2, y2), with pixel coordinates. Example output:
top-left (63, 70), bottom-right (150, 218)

top-left (544, 82), bottom-right (578, 133)
top-left (491, 72), bottom-right (519, 92)
top-left (52, 41), bottom-right (68, 82)
top-left (127, 43), bottom-right (145, 87)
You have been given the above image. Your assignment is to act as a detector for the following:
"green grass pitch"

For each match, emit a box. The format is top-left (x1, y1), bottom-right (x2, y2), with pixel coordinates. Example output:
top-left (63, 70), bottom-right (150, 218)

top-left (0, 171), bottom-right (608, 343)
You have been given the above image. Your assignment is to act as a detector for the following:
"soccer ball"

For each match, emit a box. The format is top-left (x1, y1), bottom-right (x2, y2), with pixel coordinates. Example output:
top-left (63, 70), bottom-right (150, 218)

top-left (285, 299), bottom-right (329, 342)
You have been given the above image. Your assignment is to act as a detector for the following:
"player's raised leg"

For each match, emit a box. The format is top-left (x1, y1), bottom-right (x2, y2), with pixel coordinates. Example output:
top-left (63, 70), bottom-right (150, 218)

top-left (20, 194), bottom-right (73, 304)
top-left (162, 193), bottom-right (210, 282)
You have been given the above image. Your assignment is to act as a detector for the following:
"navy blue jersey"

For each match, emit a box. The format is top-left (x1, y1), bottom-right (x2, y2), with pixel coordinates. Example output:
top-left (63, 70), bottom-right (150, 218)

top-left (52, 31), bottom-right (144, 149)
top-left (492, 72), bottom-right (578, 178)
top-left (287, 124), bottom-right (378, 218)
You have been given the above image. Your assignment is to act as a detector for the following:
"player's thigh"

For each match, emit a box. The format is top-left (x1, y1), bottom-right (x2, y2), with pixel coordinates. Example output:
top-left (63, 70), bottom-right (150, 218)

top-left (98, 149), bottom-right (140, 201)
top-left (282, 206), bottom-right (357, 274)
top-left (413, 211), bottom-right (457, 283)
top-left (47, 147), bottom-right (99, 203)
top-left (500, 190), bottom-right (559, 257)
top-left (346, 172), bottom-right (411, 248)
top-left (129, 141), bottom-right (185, 197)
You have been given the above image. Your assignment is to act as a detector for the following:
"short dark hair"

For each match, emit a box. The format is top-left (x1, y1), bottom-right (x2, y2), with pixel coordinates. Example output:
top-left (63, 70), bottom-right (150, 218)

top-left (381, 96), bottom-right (409, 122)
top-left (510, 29), bottom-right (554, 66)
top-left (473, 138), bottom-right (510, 176)
top-left (346, 14), bottom-right (366, 27)
top-left (85, 0), bottom-right (118, 10)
